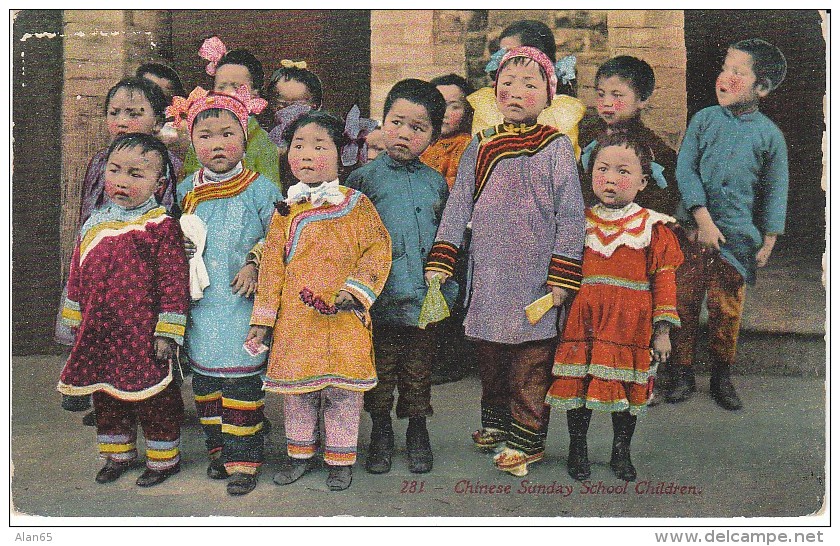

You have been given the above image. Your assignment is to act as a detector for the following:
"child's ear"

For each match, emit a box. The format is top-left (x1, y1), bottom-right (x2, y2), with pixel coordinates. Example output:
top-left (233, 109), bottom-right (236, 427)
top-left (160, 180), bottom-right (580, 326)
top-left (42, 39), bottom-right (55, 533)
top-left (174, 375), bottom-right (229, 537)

top-left (157, 175), bottom-right (167, 191)
top-left (639, 175), bottom-right (649, 191)
top-left (638, 96), bottom-right (650, 110)
top-left (755, 79), bottom-right (772, 98)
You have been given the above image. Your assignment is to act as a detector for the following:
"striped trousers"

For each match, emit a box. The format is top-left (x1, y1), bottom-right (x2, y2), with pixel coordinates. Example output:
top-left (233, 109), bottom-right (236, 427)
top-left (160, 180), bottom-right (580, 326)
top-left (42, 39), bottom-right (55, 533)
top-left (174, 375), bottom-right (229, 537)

top-left (192, 372), bottom-right (265, 475)
top-left (93, 381), bottom-right (183, 471)
top-left (284, 388), bottom-right (364, 466)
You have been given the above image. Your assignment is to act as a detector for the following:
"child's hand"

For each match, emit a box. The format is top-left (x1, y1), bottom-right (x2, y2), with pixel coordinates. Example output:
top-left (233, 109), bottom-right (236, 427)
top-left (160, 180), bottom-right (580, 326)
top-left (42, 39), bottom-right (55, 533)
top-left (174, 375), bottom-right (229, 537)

top-left (184, 237), bottom-right (197, 260)
top-left (246, 325), bottom-right (270, 347)
top-left (549, 286), bottom-right (570, 307)
top-left (651, 323), bottom-right (671, 364)
top-left (696, 222), bottom-right (726, 251)
top-left (425, 271), bottom-right (450, 285)
top-left (756, 234), bottom-right (777, 268)
top-left (231, 263), bottom-right (258, 297)
top-left (154, 336), bottom-right (176, 361)
top-left (334, 290), bottom-right (362, 311)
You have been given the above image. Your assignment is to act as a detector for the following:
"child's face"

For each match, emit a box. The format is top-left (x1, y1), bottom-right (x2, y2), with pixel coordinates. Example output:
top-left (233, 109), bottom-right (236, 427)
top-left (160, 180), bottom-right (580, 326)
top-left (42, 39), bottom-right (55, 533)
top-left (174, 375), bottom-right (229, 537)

top-left (287, 122), bottom-right (339, 186)
top-left (591, 145), bottom-right (648, 209)
top-left (142, 73), bottom-right (176, 104)
top-left (437, 84), bottom-right (468, 137)
top-left (214, 63), bottom-right (256, 97)
top-left (495, 60), bottom-right (549, 125)
top-left (382, 98), bottom-right (435, 162)
top-left (596, 75), bottom-right (648, 126)
top-left (104, 146), bottom-right (164, 209)
top-left (192, 111), bottom-right (247, 174)
top-left (271, 78), bottom-right (315, 114)
top-left (716, 48), bottom-right (768, 113)
top-left (106, 88), bottom-right (160, 141)
top-left (365, 128), bottom-right (386, 161)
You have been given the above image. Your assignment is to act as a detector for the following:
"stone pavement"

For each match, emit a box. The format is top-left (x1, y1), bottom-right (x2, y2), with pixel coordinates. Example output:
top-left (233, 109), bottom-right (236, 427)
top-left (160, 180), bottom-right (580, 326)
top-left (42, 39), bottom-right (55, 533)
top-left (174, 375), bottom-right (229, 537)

top-left (11, 350), bottom-right (826, 520)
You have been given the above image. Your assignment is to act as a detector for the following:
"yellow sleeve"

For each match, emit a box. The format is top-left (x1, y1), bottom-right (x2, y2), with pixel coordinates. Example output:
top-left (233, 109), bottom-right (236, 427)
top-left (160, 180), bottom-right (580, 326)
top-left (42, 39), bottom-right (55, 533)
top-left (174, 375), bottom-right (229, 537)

top-left (250, 211), bottom-right (287, 327)
top-left (341, 195), bottom-right (392, 310)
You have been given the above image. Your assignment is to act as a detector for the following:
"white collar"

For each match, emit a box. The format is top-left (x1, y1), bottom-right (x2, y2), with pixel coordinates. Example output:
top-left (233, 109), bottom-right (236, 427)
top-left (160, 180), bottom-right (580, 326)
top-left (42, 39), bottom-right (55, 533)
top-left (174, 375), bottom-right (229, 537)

top-left (198, 162), bottom-right (244, 185)
top-left (286, 179), bottom-right (344, 206)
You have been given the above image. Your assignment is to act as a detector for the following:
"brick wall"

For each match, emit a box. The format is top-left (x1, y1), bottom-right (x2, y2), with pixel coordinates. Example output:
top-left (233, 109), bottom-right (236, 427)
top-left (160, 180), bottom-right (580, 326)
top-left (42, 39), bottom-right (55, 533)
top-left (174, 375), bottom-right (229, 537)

top-left (371, 9), bottom-right (686, 149)
top-left (60, 9), bottom-right (171, 273)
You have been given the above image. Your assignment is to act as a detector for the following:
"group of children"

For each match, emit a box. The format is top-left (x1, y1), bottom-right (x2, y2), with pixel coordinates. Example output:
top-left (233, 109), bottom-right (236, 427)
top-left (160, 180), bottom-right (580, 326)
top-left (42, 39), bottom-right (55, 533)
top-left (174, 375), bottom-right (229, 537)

top-left (56, 20), bottom-right (789, 495)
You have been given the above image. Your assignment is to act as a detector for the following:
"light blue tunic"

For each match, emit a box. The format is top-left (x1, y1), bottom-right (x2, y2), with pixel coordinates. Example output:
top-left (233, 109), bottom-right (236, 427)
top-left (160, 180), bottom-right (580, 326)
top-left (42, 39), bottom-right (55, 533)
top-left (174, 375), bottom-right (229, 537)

top-left (676, 106), bottom-right (788, 284)
top-left (177, 169), bottom-right (283, 377)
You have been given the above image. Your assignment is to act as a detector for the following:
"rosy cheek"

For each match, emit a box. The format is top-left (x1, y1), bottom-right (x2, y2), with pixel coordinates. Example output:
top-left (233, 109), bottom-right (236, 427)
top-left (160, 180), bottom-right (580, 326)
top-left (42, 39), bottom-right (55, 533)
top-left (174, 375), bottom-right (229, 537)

top-left (523, 93), bottom-right (537, 108)
top-left (447, 111), bottom-right (463, 127)
top-left (728, 76), bottom-right (745, 93)
top-left (313, 156), bottom-right (328, 171)
top-left (104, 180), bottom-right (117, 196)
top-left (195, 144), bottom-right (212, 161)
top-left (613, 99), bottom-right (626, 112)
top-left (289, 158), bottom-right (302, 172)
top-left (497, 90), bottom-right (510, 104)
top-left (383, 127), bottom-right (398, 140)
top-left (592, 174), bottom-right (607, 188)
top-left (616, 176), bottom-right (631, 190)
top-left (410, 133), bottom-right (427, 147)
top-left (596, 98), bottom-right (605, 109)
top-left (223, 144), bottom-right (240, 155)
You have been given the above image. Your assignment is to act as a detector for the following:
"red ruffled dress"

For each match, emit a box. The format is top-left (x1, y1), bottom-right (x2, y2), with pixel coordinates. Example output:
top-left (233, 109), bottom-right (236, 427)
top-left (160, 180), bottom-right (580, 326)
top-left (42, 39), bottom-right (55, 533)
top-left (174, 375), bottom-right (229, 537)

top-left (546, 203), bottom-right (683, 415)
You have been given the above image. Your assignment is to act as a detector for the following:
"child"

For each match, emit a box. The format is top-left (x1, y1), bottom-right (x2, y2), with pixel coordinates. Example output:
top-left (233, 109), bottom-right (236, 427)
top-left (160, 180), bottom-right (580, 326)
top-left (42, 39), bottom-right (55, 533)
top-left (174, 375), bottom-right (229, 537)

top-left (467, 20), bottom-right (586, 158)
top-left (545, 133), bottom-right (684, 482)
top-left (578, 56), bottom-right (680, 215)
top-left (56, 78), bottom-right (183, 420)
top-left (420, 74), bottom-right (474, 189)
top-left (346, 79), bottom-right (457, 475)
top-left (265, 60), bottom-right (323, 148)
top-left (247, 111), bottom-right (391, 491)
top-left (170, 85), bottom-right (283, 496)
top-left (182, 37), bottom-right (281, 188)
top-left (137, 62), bottom-right (190, 161)
top-left (426, 46), bottom-right (585, 477)
top-left (666, 39), bottom-right (789, 410)
top-left (365, 127), bottom-right (386, 161)
top-left (57, 133), bottom-right (190, 487)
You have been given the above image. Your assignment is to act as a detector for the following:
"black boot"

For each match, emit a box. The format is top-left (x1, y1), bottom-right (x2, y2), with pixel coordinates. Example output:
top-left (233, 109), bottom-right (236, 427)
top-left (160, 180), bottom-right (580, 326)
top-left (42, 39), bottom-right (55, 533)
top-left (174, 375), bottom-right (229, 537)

top-left (710, 364), bottom-right (743, 410)
top-left (610, 411), bottom-right (638, 481)
top-left (566, 407), bottom-right (592, 481)
top-left (273, 457), bottom-right (320, 485)
top-left (665, 366), bottom-right (695, 404)
top-left (136, 463), bottom-right (181, 487)
top-left (406, 417), bottom-right (433, 474)
top-left (365, 412), bottom-right (394, 474)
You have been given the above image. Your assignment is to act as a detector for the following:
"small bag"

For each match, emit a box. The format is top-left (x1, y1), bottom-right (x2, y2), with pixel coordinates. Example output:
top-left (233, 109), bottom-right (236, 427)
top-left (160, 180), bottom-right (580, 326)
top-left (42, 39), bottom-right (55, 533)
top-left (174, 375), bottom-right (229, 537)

top-left (418, 276), bottom-right (451, 329)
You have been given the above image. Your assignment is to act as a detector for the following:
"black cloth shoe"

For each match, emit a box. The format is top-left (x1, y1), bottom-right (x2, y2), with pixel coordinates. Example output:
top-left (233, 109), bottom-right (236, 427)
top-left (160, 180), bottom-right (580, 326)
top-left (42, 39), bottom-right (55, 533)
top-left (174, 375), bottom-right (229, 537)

top-left (207, 459), bottom-right (229, 480)
top-left (609, 411), bottom-right (638, 481)
top-left (95, 459), bottom-right (142, 484)
top-left (566, 407), bottom-right (592, 481)
top-left (665, 367), bottom-right (695, 404)
top-left (82, 410), bottom-right (97, 427)
top-left (365, 413), bottom-right (394, 474)
top-left (326, 465), bottom-right (353, 491)
top-left (136, 464), bottom-right (181, 487)
top-left (406, 417), bottom-right (433, 474)
top-left (227, 473), bottom-right (257, 496)
top-left (710, 369), bottom-right (743, 410)
top-left (273, 457), bottom-right (319, 485)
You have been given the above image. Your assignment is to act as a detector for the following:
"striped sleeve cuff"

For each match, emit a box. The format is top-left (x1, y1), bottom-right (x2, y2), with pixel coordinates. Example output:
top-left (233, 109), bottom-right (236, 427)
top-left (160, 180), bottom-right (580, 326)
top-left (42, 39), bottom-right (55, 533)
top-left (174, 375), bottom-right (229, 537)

top-left (425, 241), bottom-right (459, 277)
top-left (653, 306), bottom-right (681, 327)
top-left (343, 278), bottom-right (378, 310)
top-left (250, 306), bottom-right (278, 328)
top-left (547, 254), bottom-right (583, 291)
top-left (247, 240), bottom-right (265, 268)
top-left (155, 312), bottom-right (187, 345)
top-left (61, 299), bottom-right (82, 328)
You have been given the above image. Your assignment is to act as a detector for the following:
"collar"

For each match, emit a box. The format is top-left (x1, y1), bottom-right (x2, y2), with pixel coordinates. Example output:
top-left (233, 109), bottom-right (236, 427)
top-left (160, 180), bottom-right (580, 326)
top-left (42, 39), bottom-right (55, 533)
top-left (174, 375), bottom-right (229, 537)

top-left (501, 122), bottom-right (538, 134)
top-left (720, 104), bottom-right (760, 121)
top-left (590, 202), bottom-right (642, 221)
top-left (84, 195), bottom-right (160, 233)
top-left (383, 152), bottom-right (424, 173)
top-left (286, 179), bottom-right (344, 207)
top-left (199, 162), bottom-right (244, 185)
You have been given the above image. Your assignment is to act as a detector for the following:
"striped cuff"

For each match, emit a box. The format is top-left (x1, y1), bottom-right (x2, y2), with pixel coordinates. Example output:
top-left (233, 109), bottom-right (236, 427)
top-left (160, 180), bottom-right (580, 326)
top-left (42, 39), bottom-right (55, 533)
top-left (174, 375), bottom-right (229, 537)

top-left (155, 312), bottom-right (186, 345)
top-left (343, 277), bottom-right (377, 309)
top-left (426, 241), bottom-right (458, 276)
top-left (653, 306), bottom-right (681, 327)
top-left (247, 240), bottom-right (265, 268)
top-left (61, 299), bottom-right (81, 328)
top-left (250, 306), bottom-right (278, 327)
top-left (547, 254), bottom-right (583, 291)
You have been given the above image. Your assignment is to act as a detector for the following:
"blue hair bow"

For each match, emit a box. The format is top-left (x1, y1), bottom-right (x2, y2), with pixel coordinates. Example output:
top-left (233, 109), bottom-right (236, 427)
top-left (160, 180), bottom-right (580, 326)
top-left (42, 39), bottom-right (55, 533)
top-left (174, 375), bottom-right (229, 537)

top-left (484, 47), bottom-right (508, 74)
top-left (555, 55), bottom-right (577, 86)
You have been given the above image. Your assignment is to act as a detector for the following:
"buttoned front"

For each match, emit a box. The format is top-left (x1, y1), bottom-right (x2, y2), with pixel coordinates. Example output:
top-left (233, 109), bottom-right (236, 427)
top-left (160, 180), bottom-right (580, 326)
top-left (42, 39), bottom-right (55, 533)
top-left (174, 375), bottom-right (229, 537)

top-left (347, 153), bottom-right (458, 326)
top-left (676, 106), bottom-right (788, 284)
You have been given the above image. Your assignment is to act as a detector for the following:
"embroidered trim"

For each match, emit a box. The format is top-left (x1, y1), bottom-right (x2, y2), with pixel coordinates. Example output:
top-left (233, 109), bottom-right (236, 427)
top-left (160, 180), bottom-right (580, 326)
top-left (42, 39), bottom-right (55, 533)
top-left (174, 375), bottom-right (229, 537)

top-left (585, 204), bottom-right (675, 258)
top-left (57, 369), bottom-right (173, 401)
top-left (344, 278), bottom-right (377, 308)
top-left (263, 375), bottom-right (377, 394)
top-left (180, 169), bottom-right (260, 214)
top-left (552, 362), bottom-right (654, 385)
top-left (155, 312), bottom-right (187, 345)
top-left (426, 241), bottom-right (459, 276)
top-left (61, 299), bottom-right (82, 327)
top-left (547, 254), bottom-right (582, 290)
top-left (285, 189), bottom-right (361, 263)
top-left (79, 208), bottom-right (167, 266)
top-left (581, 275), bottom-right (650, 291)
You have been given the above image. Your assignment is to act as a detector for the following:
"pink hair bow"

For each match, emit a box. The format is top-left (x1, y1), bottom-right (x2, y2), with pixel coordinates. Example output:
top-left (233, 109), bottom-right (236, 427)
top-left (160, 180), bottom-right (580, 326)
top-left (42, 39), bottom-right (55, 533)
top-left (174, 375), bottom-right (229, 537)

top-left (199, 36), bottom-right (228, 76)
top-left (166, 85), bottom-right (266, 136)
top-left (166, 86), bottom-right (210, 130)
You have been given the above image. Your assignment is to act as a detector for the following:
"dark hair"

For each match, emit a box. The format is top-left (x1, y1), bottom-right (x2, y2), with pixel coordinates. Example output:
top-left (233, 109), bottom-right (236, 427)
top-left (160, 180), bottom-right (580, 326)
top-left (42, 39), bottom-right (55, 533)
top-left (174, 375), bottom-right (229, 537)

top-left (106, 132), bottom-right (173, 180)
top-left (135, 62), bottom-right (186, 99)
top-left (267, 66), bottom-right (323, 109)
top-left (587, 131), bottom-right (653, 180)
top-left (430, 73), bottom-right (475, 134)
top-left (216, 49), bottom-right (265, 92)
top-left (192, 108), bottom-right (244, 135)
top-left (595, 56), bottom-right (656, 101)
top-left (104, 77), bottom-right (167, 121)
top-left (282, 110), bottom-right (348, 151)
top-left (383, 79), bottom-right (446, 140)
top-left (499, 20), bottom-right (557, 63)
top-left (729, 38), bottom-right (787, 91)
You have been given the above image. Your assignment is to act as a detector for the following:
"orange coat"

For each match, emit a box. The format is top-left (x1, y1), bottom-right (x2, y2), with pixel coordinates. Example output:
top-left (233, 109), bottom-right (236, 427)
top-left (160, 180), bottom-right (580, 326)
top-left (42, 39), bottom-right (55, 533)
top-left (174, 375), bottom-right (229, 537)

top-left (420, 133), bottom-right (471, 189)
top-left (251, 187), bottom-right (392, 394)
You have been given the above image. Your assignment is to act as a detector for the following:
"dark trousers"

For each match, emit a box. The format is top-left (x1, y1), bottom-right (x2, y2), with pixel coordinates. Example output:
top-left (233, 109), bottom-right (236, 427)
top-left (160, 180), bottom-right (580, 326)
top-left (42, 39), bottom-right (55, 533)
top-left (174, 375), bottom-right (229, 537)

top-left (475, 338), bottom-right (556, 456)
top-left (192, 372), bottom-right (265, 475)
top-left (364, 325), bottom-right (436, 419)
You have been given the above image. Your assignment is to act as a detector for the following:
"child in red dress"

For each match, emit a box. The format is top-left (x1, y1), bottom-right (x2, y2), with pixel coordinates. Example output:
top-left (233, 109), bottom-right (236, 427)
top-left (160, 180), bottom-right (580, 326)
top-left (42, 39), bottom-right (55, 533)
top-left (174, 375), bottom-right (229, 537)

top-left (545, 132), bottom-right (684, 482)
